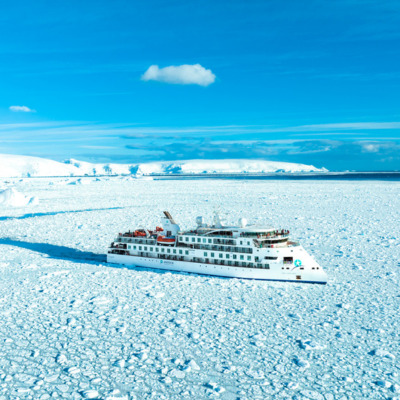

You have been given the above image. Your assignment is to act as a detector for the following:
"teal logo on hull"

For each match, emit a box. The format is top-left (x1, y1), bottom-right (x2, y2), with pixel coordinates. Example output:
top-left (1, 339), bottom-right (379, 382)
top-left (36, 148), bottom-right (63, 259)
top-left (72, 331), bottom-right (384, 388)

top-left (294, 259), bottom-right (302, 267)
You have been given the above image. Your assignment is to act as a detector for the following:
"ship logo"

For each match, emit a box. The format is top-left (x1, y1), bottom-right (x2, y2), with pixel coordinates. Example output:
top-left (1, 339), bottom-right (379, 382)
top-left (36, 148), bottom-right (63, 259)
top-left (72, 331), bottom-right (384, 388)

top-left (294, 259), bottom-right (302, 267)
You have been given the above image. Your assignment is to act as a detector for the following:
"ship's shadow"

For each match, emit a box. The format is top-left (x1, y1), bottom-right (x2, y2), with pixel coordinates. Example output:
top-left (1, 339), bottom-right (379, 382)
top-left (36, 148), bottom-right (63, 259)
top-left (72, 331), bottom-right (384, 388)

top-left (0, 238), bottom-right (107, 264)
top-left (0, 206), bottom-right (125, 221)
top-left (0, 238), bottom-right (195, 276)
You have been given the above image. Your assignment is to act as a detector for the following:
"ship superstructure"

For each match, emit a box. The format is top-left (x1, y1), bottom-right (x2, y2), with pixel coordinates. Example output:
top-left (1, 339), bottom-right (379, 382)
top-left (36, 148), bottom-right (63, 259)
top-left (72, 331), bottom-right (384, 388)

top-left (107, 211), bottom-right (327, 284)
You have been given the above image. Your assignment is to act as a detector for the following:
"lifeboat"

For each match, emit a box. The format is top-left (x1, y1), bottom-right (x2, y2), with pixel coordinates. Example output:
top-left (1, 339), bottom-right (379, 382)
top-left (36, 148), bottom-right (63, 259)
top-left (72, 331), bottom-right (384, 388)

top-left (134, 230), bottom-right (146, 237)
top-left (157, 235), bottom-right (176, 245)
top-left (155, 226), bottom-right (163, 232)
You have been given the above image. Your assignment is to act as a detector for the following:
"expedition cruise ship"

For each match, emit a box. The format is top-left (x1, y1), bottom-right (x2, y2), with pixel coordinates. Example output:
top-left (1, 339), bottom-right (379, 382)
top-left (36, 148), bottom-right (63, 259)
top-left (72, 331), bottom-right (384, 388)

top-left (107, 211), bottom-right (327, 284)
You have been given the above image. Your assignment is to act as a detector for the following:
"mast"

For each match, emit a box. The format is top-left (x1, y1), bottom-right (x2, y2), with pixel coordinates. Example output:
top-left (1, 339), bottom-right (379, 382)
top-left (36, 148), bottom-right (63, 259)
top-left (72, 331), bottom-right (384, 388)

top-left (163, 211), bottom-right (176, 224)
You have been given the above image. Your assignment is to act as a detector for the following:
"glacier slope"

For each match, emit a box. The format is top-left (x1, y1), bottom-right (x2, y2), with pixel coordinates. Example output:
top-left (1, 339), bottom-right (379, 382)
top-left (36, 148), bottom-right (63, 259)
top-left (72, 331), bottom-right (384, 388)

top-left (0, 177), bottom-right (399, 399)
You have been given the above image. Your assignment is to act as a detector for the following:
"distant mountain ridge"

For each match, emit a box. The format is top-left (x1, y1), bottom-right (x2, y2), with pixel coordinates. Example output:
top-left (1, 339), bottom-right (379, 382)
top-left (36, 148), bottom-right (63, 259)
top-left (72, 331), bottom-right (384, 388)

top-left (0, 154), bottom-right (328, 178)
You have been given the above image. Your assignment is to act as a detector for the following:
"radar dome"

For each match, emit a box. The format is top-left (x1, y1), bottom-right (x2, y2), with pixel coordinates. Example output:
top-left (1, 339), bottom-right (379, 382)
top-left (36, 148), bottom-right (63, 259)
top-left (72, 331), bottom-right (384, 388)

top-left (238, 217), bottom-right (247, 228)
top-left (196, 216), bottom-right (205, 226)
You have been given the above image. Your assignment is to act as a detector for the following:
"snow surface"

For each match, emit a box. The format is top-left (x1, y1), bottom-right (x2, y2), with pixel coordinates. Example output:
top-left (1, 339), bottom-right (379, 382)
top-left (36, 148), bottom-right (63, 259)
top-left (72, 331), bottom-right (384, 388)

top-left (0, 154), bottom-right (326, 178)
top-left (0, 177), bottom-right (399, 399)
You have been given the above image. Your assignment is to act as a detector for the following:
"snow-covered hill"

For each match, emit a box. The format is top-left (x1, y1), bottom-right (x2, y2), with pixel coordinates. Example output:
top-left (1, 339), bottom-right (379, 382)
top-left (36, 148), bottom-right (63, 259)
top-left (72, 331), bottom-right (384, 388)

top-left (0, 154), bottom-right (327, 178)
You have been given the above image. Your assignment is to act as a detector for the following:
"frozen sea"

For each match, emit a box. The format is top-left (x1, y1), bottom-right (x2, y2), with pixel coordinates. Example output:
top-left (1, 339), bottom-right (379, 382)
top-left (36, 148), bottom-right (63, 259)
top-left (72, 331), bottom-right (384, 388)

top-left (0, 177), bottom-right (399, 400)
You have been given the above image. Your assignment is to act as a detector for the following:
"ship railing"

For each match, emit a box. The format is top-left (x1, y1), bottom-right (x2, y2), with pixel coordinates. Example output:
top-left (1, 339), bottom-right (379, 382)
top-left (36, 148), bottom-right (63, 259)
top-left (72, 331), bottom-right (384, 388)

top-left (241, 230), bottom-right (290, 239)
top-left (184, 243), bottom-right (252, 254)
top-left (125, 253), bottom-right (273, 270)
top-left (180, 232), bottom-right (234, 240)
top-left (214, 239), bottom-right (236, 245)
top-left (116, 237), bottom-right (156, 245)
top-left (110, 243), bottom-right (127, 249)
top-left (260, 242), bottom-right (299, 248)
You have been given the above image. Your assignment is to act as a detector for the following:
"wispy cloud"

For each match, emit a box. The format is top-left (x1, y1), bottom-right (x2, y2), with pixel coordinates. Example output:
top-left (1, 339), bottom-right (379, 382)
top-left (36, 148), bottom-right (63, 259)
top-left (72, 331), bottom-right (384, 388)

top-left (0, 120), bottom-right (399, 169)
top-left (9, 105), bottom-right (35, 113)
top-left (1, 120), bottom-right (400, 139)
top-left (141, 64), bottom-right (216, 86)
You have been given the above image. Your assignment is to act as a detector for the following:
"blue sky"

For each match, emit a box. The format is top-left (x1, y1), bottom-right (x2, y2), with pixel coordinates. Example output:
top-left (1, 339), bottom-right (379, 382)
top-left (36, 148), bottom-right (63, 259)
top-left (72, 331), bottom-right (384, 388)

top-left (0, 0), bottom-right (399, 170)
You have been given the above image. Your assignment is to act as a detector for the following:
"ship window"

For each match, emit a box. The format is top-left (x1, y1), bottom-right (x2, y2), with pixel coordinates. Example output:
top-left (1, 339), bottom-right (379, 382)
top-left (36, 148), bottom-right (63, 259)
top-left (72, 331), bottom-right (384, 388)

top-left (192, 238), bottom-right (195, 242)
top-left (167, 248), bottom-right (171, 253)
top-left (185, 237), bottom-right (189, 241)
top-left (240, 241), bottom-right (242, 245)
top-left (150, 247), bottom-right (153, 251)
top-left (265, 264), bottom-right (270, 269)
top-left (156, 248), bottom-right (159, 252)
top-left (211, 252), bottom-right (215, 257)
top-left (219, 253), bottom-right (223, 258)
top-left (233, 254), bottom-right (237, 259)
top-left (179, 250), bottom-right (182, 254)
top-left (241, 262), bottom-right (246, 267)
top-left (173, 249), bottom-right (176, 254)
top-left (139, 246), bottom-right (142, 250)
top-left (247, 256), bottom-right (251, 261)
top-left (161, 248), bottom-right (165, 252)
top-left (197, 238), bottom-right (201, 243)
top-left (208, 239), bottom-right (212, 243)
top-left (240, 255), bottom-right (244, 260)
top-left (144, 246), bottom-right (147, 250)
top-left (204, 252), bottom-right (207, 257)
top-left (185, 250), bottom-right (189, 255)
top-left (226, 254), bottom-right (230, 259)
top-left (133, 246), bottom-right (136, 250)
top-left (203, 238), bottom-right (206, 243)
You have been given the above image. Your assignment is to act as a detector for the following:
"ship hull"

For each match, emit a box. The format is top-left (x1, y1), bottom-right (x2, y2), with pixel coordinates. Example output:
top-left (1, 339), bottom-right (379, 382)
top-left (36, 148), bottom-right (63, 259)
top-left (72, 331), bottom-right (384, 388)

top-left (107, 253), bottom-right (327, 284)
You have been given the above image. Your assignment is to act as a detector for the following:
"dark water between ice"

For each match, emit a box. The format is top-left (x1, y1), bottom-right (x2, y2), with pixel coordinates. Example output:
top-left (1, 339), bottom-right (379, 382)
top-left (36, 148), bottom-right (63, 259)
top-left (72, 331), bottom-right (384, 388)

top-left (154, 172), bottom-right (400, 181)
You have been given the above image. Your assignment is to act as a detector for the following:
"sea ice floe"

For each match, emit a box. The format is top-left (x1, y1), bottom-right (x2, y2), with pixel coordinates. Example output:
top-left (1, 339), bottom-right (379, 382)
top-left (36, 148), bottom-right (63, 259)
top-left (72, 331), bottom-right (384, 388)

top-left (81, 389), bottom-right (100, 398)
top-left (375, 380), bottom-right (392, 388)
top-left (113, 359), bottom-right (126, 368)
top-left (294, 357), bottom-right (310, 369)
top-left (66, 366), bottom-right (81, 376)
top-left (169, 369), bottom-right (185, 379)
top-left (55, 353), bottom-right (68, 364)
top-left (299, 339), bottom-right (326, 351)
top-left (0, 187), bottom-right (38, 207)
top-left (186, 360), bottom-right (200, 371)
top-left (287, 382), bottom-right (299, 390)
top-left (300, 390), bottom-right (324, 400)
top-left (369, 349), bottom-right (396, 360)
top-left (161, 328), bottom-right (173, 336)
top-left (206, 382), bottom-right (225, 394)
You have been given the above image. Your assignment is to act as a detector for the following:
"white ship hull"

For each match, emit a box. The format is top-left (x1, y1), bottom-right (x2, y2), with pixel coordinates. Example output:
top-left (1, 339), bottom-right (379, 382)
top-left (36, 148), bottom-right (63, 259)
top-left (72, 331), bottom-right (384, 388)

top-left (107, 253), bottom-right (328, 284)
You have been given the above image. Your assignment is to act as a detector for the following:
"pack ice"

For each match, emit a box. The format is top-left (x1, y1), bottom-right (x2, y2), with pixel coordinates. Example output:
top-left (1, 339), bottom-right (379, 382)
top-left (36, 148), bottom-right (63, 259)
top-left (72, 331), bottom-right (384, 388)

top-left (0, 176), bottom-right (399, 399)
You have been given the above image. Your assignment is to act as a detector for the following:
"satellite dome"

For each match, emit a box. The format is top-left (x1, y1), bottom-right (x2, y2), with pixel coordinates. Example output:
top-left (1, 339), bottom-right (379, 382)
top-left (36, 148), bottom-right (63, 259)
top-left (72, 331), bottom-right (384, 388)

top-left (196, 216), bottom-right (205, 226)
top-left (238, 217), bottom-right (247, 228)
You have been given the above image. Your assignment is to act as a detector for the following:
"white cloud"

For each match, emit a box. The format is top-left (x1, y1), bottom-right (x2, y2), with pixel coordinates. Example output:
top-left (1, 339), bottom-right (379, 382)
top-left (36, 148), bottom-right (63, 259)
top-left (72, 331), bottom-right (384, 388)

top-left (9, 105), bottom-right (35, 113)
top-left (361, 143), bottom-right (381, 153)
top-left (141, 64), bottom-right (216, 86)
